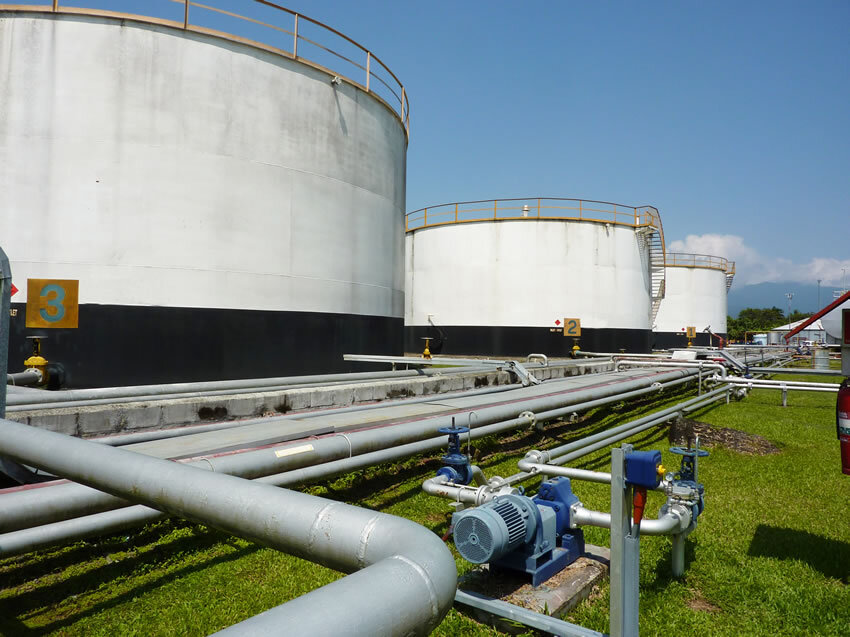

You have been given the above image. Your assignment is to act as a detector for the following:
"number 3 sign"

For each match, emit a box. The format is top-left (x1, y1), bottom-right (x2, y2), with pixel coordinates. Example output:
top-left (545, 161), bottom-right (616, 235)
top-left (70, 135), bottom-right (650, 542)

top-left (25, 279), bottom-right (79, 328)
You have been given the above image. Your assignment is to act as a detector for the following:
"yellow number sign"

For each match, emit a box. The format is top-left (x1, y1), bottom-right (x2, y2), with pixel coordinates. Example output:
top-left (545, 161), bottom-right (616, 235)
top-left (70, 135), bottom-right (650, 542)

top-left (563, 318), bottom-right (581, 337)
top-left (686, 326), bottom-right (696, 339)
top-left (25, 279), bottom-right (79, 328)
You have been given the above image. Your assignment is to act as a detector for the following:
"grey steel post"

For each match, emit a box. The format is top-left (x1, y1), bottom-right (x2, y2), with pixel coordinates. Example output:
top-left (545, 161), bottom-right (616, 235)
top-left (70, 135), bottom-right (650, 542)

top-left (0, 246), bottom-right (10, 419)
top-left (610, 443), bottom-right (640, 637)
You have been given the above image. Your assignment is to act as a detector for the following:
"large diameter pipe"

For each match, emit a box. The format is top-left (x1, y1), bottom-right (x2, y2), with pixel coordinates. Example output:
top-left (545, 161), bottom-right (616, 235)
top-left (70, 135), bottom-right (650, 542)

top-left (0, 418), bottom-right (457, 635)
top-left (0, 375), bottom-right (703, 553)
top-left (0, 369), bottom-right (697, 533)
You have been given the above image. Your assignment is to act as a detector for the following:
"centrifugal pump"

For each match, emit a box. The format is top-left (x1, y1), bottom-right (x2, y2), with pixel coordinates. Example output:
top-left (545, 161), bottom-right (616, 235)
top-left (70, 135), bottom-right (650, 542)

top-left (451, 477), bottom-right (585, 585)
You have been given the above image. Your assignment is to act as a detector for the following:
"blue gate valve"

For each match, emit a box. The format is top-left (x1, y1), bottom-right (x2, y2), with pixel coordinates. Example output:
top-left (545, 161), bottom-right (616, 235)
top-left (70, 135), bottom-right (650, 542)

top-left (436, 420), bottom-right (473, 485)
top-left (669, 440), bottom-right (709, 517)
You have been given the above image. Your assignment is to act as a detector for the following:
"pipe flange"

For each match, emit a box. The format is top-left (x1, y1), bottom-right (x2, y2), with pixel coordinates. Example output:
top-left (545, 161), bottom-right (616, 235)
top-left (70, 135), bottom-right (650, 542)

top-left (519, 410), bottom-right (536, 427)
top-left (523, 449), bottom-right (547, 466)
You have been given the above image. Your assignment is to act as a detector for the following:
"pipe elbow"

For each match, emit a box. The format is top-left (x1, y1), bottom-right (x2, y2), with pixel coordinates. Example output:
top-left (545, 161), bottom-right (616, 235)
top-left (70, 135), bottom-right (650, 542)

top-left (357, 514), bottom-right (458, 632)
top-left (641, 504), bottom-right (692, 536)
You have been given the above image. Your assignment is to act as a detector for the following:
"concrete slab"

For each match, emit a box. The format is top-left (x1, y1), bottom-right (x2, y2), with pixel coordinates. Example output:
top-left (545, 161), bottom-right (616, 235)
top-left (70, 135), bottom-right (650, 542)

top-left (10, 359), bottom-right (615, 439)
top-left (458, 545), bottom-right (610, 633)
top-left (122, 419), bottom-right (336, 459)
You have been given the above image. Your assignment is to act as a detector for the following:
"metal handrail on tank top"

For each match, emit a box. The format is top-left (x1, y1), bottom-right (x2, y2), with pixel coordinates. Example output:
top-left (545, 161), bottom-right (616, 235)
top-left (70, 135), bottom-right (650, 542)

top-left (1, 0), bottom-right (410, 136)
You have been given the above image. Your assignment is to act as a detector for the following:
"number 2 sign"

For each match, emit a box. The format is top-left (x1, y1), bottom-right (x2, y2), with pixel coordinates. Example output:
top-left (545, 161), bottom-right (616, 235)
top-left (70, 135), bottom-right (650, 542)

top-left (563, 318), bottom-right (581, 337)
top-left (25, 279), bottom-right (79, 328)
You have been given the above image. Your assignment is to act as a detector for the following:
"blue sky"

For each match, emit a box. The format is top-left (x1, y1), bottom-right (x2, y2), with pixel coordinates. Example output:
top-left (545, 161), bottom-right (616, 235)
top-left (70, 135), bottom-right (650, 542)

top-left (47, 1), bottom-right (850, 286)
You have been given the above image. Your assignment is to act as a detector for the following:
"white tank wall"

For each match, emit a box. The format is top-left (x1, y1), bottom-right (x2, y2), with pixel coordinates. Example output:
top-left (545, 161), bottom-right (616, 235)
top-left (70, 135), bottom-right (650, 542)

top-left (653, 266), bottom-right (728, 333)
top-left (0, 13), bottom-right (405, 316)
top-left (405, 220), bottom-right (651, 328)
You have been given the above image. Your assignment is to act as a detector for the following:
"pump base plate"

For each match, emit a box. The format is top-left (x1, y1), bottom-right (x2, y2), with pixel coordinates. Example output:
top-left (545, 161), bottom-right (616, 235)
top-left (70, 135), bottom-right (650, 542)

top-left (458, 544), bottom-right (610, 633)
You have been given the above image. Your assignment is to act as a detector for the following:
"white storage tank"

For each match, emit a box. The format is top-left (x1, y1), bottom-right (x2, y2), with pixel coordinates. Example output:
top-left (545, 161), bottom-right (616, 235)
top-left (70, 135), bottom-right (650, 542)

top-left (0, 5), bottom-right (408, 386)
top-left (404, 198), bottom-right (666, 356)
top-left (653, 253), bottom-right (734, 348)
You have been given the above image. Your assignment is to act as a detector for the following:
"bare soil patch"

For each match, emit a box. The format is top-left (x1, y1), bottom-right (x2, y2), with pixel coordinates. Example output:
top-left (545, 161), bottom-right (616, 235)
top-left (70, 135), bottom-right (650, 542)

top-left (686, 589), bottom-right (721, 613)
top-left (669, 418), bottom-right (780, 456)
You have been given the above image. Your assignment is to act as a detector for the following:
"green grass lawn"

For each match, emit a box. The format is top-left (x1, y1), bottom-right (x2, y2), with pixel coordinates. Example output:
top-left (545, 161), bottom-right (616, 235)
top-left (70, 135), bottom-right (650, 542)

top-left (1, 372), bottom-right (848, 636)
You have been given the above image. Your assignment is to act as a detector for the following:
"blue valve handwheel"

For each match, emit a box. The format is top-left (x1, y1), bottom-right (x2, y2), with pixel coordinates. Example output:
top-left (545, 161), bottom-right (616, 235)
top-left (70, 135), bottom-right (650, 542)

top-left (669, 446), bottom-right (709, 457)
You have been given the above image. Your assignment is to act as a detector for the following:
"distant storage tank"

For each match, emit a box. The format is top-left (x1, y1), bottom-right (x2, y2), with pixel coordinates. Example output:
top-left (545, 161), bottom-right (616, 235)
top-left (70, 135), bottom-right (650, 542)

top-left (653, 253), bottom-right (735, 348)
top-left (821, 291), bottom-right (850, 343)
top-left (404, 198), bottom-right (667, 356)
top-left (0, 5), bottom-right (408, 386)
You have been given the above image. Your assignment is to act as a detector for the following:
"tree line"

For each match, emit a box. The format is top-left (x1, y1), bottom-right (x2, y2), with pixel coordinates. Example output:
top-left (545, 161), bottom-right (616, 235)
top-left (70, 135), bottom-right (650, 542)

top-left (726, 306), bottom-right (810, 341)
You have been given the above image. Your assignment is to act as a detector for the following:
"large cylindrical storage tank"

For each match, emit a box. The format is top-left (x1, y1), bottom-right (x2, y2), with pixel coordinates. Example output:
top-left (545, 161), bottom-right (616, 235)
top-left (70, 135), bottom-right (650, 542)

top-left (653, 253), bottom-right (734, 348)
top-left (0, 6), bottom-right (407, 387)
top-left (404, 198), bottom-right (666, 356)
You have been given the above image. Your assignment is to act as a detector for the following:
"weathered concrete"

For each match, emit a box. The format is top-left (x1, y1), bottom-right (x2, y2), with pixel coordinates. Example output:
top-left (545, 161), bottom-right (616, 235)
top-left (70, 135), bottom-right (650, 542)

top-left (7, 360), bottom-right (613, 437)
top-left (459, 544), bottom-right (610, 633)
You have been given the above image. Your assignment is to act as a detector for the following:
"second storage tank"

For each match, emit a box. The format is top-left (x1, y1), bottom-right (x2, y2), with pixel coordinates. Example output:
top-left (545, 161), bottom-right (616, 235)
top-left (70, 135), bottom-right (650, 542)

top-left (404, 198), bottom-right (667, 356)
top-left (652, 253), bottom-right (734, 348)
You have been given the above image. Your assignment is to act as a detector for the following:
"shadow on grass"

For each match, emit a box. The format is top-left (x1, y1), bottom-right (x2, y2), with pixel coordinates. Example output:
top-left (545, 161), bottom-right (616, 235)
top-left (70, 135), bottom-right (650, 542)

top-left (643, 537), bottom-right (698, 591)
top-left (1, 527), bottom-right (242, 613)
top-left (747, 524), bottom-right (849, 584)
top-left (0, 542), bottom-right (256, 635)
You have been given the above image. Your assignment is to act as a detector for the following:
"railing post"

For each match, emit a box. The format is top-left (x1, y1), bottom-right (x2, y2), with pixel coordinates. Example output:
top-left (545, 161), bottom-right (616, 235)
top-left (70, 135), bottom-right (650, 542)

top-left (579, 200), bottom-right (582, 219)
top-left (293, 14), bottom-right (299, 58)
top-left (53, 0), bottom-right (58, 11)
top-left (365, 51), bottom-right (371, 92)
top-left (493, 200), bottom-right (497, 219)
top-left (454, 203), bottom-right (458, 223)
top-left (400, 86), bottom-right (406, 123)
top-left (183, 0), bottom-right (189, 29)
top-left (423, 209), bottom-right (428, 226)
top-left (537, 198), bottom-right (541, 218)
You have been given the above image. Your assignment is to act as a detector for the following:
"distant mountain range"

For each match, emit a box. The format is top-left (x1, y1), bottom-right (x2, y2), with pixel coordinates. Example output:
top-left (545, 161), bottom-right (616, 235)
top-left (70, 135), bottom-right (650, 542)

top-left (727, 281), bottom-right (845, 318)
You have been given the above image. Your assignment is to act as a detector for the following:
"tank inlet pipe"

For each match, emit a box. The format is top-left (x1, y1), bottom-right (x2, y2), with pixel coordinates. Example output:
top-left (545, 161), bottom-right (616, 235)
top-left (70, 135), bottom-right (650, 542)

top-left (0, 369), bottom-right (699, 534)
top-left (6, 369), bottom-right (42, 386)
top-left (0, 417), bottom-right (457, 636)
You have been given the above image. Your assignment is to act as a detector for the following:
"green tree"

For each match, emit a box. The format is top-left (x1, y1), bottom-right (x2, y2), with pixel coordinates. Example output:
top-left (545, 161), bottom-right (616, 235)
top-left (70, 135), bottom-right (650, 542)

top-left (728, 306), bottom-right (803, 342)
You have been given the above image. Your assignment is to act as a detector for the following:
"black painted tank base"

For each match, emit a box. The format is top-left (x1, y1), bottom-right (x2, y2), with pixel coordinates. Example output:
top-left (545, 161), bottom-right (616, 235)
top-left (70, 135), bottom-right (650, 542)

top-left (404, 325), bottom-right (652, 358)
top-left (652, 331), bottom-right (727, 350)
top-left (7, 303), bottom-right (402, 388)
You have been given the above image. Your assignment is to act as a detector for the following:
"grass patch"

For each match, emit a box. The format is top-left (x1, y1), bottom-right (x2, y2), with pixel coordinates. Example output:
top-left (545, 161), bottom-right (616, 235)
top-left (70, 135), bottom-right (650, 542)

top-left (1, 374), bottom-right (848, 636)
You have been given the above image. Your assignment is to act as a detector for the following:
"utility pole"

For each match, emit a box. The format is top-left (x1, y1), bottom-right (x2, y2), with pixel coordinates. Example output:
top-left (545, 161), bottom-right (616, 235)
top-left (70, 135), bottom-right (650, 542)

top-left (785, 292), bottom-right (794, 323)
top-left (817, 279), bottom-right (821, 308)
